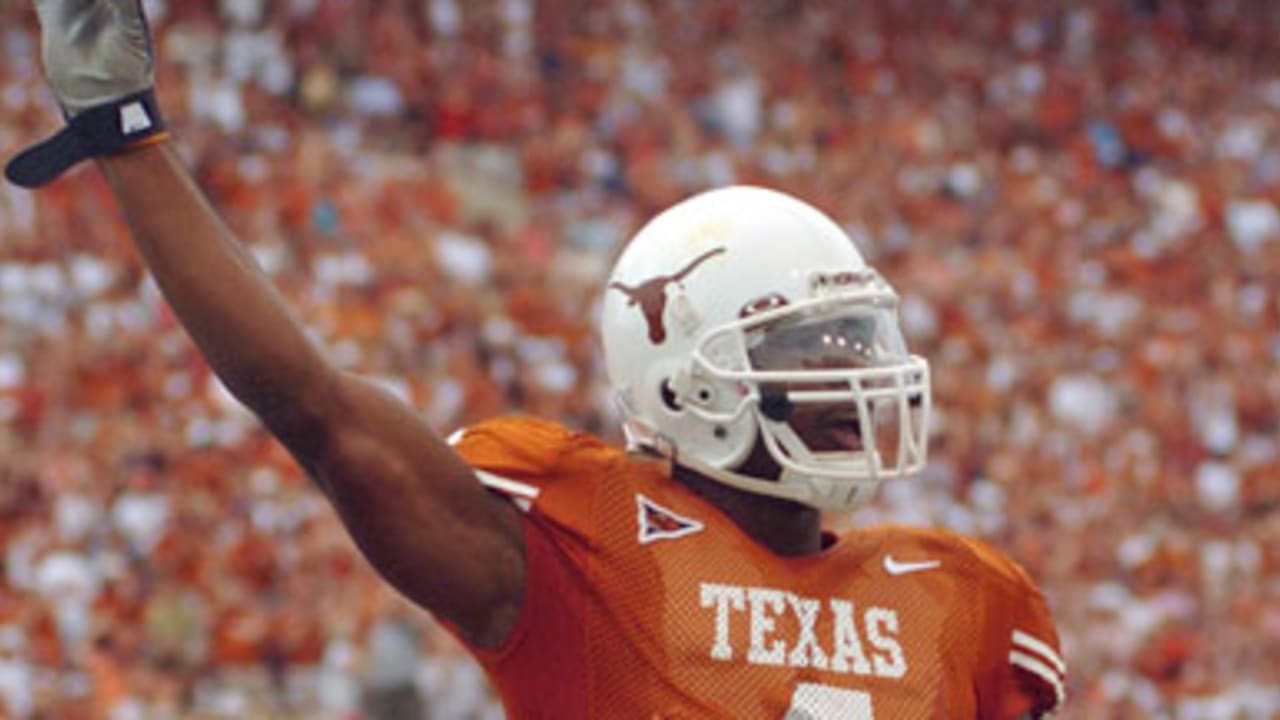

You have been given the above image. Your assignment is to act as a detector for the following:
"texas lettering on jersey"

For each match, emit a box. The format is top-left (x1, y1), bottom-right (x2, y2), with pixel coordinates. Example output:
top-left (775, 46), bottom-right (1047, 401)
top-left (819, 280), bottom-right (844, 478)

top-left (449, 417), bottom-right (1066, 719)
top-left (699, 583), bottom-right (906, 679)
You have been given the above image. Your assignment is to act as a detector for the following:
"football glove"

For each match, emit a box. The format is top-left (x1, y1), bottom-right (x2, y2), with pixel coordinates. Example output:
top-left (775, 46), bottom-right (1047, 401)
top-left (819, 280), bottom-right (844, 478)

top-left (5, 0), bottom-right (168, 188)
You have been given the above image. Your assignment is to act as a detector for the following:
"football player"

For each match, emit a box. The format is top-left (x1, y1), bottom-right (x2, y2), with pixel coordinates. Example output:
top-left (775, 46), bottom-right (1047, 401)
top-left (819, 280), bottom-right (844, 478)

top-left (7, 2), bottom-right (1065, 718)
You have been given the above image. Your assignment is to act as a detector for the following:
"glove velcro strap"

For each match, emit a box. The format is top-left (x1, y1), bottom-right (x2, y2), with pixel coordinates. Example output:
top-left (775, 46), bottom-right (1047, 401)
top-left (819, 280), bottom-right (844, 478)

top-left (4, 89), bottom-right (167, 189)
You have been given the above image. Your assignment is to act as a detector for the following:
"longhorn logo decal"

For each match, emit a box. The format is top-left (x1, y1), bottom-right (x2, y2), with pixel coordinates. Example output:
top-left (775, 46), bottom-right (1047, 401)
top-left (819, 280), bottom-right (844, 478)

top-left (608, 247), bottom-right (726, 344)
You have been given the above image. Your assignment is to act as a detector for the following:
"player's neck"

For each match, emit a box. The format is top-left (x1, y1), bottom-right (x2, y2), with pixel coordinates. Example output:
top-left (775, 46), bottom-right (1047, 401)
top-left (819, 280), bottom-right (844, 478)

top-left (670, 464), bottom-right (824, 557)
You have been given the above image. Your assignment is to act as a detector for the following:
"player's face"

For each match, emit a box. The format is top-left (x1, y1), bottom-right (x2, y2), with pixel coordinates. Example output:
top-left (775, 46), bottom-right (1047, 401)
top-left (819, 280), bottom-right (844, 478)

top-left (786, 397), bottom-right (867, 452)
top-left (747, 306), bottom-right (913, 466)
top-left (759, 377), bottom-right (906, 456)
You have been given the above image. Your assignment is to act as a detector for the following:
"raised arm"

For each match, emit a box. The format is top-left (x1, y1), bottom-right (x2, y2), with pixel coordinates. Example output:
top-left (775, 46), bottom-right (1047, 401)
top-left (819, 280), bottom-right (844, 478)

top-left (99, 144), bottom-right (525, 646)
top-left (7, 0), bottom-right (523, 647)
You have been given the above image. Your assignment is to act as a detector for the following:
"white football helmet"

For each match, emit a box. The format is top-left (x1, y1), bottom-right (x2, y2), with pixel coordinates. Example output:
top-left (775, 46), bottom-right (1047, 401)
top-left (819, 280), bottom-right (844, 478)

top-left (601, 186), bottom-right (930, 511)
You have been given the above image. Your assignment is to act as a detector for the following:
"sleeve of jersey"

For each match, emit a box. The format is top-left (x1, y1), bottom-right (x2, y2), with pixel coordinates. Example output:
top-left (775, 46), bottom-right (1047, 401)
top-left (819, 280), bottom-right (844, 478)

top-left (446, 416), bottom-right (564, 511)
top-left (964, 539), bottom-right (1066, 719)
top-left (446, 415), bottom-right (601, 539)
top-left (1001, 582), bottom-right (1066, 718)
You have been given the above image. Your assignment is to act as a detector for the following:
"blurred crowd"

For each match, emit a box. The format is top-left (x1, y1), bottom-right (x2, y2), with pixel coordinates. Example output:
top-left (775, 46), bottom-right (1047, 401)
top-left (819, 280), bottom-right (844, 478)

top-left (0, 0), bottom-right (1278, 718)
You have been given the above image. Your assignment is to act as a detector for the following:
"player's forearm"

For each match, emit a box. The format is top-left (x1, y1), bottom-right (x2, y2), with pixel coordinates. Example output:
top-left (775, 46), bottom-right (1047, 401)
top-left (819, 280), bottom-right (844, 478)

top-left (97, 142), bottom-right (333, 433)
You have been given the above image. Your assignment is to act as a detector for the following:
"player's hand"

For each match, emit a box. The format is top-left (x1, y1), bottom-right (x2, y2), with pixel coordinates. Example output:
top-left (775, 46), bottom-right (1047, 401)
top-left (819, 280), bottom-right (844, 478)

top-left (35, 0), bottom-right (156, 115)
top-left (5, 0), bottom-right (167, 188)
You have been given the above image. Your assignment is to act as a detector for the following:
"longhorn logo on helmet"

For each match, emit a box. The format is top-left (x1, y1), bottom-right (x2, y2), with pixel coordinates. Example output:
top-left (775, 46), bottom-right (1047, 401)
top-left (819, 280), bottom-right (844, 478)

top-left (608, 247), bottom-right (726, 344)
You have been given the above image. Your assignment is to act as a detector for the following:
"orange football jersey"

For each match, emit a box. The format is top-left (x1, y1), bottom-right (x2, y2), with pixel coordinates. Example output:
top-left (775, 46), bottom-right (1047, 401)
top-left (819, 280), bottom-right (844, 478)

top-left (449, 417), bottom-right (1065, 719)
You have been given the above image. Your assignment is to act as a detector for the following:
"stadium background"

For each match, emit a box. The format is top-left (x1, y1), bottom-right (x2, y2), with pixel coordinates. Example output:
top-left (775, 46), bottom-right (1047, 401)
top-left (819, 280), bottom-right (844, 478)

top-left (1, 0), bottom-right (1278, 717)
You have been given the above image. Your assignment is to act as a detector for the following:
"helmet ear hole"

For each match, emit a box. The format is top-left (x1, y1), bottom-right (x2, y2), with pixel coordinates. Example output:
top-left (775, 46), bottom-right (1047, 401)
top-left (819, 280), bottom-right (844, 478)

top-left (660, 379), bottom-right (683, 412)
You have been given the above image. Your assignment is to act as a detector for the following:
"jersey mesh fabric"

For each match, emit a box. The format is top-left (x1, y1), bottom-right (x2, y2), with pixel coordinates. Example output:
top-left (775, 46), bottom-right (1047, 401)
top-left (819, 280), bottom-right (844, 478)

top-left (452, 416), bottom-right (1064, 719)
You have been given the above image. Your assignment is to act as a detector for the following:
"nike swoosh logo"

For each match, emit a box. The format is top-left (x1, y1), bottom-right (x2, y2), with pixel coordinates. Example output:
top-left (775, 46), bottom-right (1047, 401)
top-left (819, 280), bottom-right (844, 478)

top-left (883, 556), bottom-right (942, 576)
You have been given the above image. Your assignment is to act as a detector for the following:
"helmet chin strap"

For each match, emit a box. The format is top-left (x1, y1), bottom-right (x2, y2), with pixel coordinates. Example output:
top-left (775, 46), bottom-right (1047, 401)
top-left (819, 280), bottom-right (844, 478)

top-left (775, 466), bottom-right (880, 511)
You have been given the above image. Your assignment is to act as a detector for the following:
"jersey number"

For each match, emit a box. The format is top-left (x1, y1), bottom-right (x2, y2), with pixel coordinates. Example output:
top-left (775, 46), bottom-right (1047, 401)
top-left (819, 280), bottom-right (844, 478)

top-left (785, 683), bottom-right (873, 719)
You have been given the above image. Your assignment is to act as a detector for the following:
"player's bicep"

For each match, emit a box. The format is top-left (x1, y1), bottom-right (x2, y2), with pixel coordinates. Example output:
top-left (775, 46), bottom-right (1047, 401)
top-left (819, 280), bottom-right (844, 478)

top-left (310, 372), bottom-right (525, 647)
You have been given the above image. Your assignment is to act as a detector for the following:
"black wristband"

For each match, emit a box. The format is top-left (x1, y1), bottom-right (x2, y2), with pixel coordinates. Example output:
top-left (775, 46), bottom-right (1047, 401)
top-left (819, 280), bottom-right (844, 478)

top-left (4, 88), bottom-right (167, 189)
